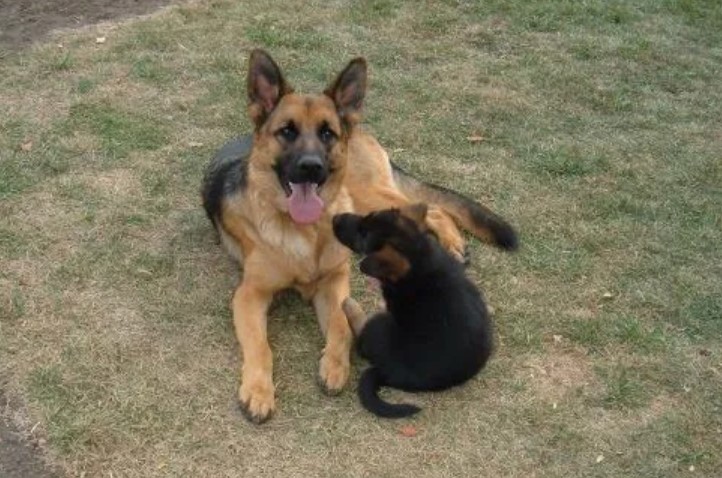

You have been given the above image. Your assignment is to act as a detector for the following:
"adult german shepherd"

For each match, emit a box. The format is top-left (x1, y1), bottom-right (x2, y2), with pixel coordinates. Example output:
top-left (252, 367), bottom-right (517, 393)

top-left (202, 50), bottom-right (516, 423)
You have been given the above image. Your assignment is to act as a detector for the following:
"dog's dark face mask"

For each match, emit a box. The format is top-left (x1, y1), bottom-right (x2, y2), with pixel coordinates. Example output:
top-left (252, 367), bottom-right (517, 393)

top-left (246, 49), bottom-right (368, 225)
top-left (271, 118), bottom-right (335, 225)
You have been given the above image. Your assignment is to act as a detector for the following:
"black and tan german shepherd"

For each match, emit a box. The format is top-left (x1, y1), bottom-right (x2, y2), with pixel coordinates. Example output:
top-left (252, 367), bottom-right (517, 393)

top-left (201, 49), bottom-right (516, 423)
top-left (335, 205), bottom-right (494, 418)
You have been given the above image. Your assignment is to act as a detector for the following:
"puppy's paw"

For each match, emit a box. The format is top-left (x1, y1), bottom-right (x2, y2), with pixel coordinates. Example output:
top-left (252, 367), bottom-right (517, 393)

top-left (342, 297), bottom-right (369, 336)
top-left (341, 297), bottom-right (364, 321)
top-left (318, 352), bottom-right (349, 396)
top-left (238, 378), bottom-right (275, 424)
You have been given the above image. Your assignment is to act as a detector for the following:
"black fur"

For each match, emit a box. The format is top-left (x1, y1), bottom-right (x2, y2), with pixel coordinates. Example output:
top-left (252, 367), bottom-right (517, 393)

top-left (334, 209), bottom-right (494, 418)
top-left (201, 135), bottom-right (252, 230)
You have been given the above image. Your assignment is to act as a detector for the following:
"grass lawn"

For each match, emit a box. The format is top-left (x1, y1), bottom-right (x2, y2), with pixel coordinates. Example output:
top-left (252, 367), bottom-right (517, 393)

top-left (1, 0), bottom-right (721, 476)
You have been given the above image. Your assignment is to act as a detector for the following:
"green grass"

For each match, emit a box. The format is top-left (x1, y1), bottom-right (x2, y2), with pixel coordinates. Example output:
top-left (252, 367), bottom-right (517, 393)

top-left (1, 0), bottom-right (721, 477)
top-left (63, 102), bottom-right (169, 159)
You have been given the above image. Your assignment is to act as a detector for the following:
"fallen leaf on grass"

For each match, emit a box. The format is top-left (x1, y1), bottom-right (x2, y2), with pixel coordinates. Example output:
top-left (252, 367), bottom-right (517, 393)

top-left (188, 141), bottom-right (204, 148)
top-left (399, 425), bottom-right (418, 437)
top-left (19, 140), bottom-right (33, 152)
top-left (466, 135), bottom-right (485, 143)
top-left (96, 36), bottom-right (107, 44)
top-left (596, 454), bottom-right (604, 463)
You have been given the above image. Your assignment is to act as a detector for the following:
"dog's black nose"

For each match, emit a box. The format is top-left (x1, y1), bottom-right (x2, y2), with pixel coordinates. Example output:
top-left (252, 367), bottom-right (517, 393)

top-left (298, 155), bottom-right (324, 179)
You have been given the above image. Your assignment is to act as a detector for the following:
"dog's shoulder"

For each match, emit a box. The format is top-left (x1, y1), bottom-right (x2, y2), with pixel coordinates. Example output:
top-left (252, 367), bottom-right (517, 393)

top-left (202, 135), bottom-right (253, 227)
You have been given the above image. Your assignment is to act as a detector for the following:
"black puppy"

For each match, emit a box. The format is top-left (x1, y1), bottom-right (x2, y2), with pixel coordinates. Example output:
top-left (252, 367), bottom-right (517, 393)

top-left (333, 204), bottom-right (494, 418)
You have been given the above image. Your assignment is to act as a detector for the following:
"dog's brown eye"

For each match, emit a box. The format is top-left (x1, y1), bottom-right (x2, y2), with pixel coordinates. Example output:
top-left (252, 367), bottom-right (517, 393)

top-left (318, 123), bottom-right (336, 144)
top-left (278, 124), bottom-right (298, 142)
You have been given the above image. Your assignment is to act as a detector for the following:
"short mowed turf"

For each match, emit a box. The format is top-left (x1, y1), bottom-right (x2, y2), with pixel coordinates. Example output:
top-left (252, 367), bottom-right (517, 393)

top-left (1, 1), bottom-right (721, 476)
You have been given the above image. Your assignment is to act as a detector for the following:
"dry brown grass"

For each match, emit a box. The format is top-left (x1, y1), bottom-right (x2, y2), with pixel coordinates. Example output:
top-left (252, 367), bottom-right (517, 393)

top-left (1, 0), bottom-right (721, 477)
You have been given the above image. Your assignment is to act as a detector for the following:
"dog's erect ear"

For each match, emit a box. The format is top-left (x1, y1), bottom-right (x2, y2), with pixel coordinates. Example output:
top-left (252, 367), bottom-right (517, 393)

top-left (400, 203), bottom-right (428, 227)
top-left (247, 49), bottom-right (293, 127)
top-left (324, 58), bottom-right (367, 127)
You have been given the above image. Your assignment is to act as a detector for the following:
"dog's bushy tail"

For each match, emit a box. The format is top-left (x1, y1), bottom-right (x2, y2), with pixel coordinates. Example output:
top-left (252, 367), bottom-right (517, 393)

top-left (358, 368), bottom-right (421, 419)
top-left (391, 163), bottom-right (518, 251)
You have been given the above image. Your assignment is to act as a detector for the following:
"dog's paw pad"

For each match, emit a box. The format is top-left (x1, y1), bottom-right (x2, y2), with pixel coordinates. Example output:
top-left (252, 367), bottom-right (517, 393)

top-left (238, 399), bottom-right (274, 424)
top-left (316, 374), bottom-right (344, 396)
top-left (318, 355), bottom-right (349, 396)
top-left (238, 383), bottom-right (275, 424)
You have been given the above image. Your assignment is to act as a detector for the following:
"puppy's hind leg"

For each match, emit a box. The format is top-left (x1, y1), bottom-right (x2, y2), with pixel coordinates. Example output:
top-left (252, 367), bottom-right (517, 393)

top-left (342, 297), bottom-right (370, 337)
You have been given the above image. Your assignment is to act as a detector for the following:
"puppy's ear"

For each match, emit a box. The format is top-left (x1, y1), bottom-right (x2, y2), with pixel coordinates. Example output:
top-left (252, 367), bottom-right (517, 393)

top-left (247, 49), bottom-right (293, 127)
top-left (360, 246), bottom-right (410, 283)
top-left (400, 203), bottom-right (428, 227)
top-left (324, 58), bottom-right (367, 127)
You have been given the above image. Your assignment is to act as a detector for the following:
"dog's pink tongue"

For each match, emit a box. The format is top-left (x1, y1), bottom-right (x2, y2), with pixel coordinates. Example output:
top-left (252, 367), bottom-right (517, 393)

top-left (288, 183), bottom-right (324, 224)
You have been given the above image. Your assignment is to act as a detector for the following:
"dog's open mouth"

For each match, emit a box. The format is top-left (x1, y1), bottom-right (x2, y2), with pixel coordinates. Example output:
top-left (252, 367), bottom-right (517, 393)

top-left (286, 182), bottom-right (324, 224)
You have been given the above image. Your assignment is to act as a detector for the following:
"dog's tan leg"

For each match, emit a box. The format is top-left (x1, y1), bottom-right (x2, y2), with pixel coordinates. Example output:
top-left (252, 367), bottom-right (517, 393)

top-left (341, 297), bottom-right (370, 336)
top-left (313, 265), bottom-right (353, 395)
top-left (427, 205), bottom-right (466, 262)
top-left (233, 279), bottom-right (275, 424)
top-left (351, 185), bottom-right (410, 214)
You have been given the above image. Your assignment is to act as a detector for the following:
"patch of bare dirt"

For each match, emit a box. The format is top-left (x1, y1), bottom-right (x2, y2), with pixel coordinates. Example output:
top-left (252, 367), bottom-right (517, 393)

top-left (1, 393), bottom-right (57, 478)
top-left (519, 352), bottom-right (598, 403)
top-left (0, 0), bottom-right (177, 51)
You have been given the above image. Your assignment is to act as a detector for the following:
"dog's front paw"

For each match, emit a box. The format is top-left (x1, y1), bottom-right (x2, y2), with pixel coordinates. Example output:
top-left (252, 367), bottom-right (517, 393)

top-left (318, 352), bottom-right (350, 396)
top-left (239, 378), bottom-right (275, 424)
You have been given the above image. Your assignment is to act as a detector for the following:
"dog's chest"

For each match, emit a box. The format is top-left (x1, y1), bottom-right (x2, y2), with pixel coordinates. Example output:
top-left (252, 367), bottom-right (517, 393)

top-left (256, 214), bottom-right (349, 285)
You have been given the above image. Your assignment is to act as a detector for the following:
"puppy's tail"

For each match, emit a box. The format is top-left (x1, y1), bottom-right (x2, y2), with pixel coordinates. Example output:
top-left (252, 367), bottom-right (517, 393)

top-left (391, 163), bottom-right (518, 251)
top-left (358, 368), bottom-right (421, 419)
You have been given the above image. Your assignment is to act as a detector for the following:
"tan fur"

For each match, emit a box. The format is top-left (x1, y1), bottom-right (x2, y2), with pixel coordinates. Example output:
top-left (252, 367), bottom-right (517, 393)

top-left (370, 244), bottom-right (412, 283)
top-left (344, 131), bottom-right (466, 258)
top-left (221, 145), bottom-right (353, 421)
top-left (341, 297), bottom-right (369, 337)
top-left (219, 51), bottom-right (467, 423)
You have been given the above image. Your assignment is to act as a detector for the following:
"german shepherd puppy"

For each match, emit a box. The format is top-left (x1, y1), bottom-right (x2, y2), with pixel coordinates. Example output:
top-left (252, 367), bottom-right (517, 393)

top-left (202, 50), bottom-right (515, 423)
top-left (334, 205), bottom-right (493, 418)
